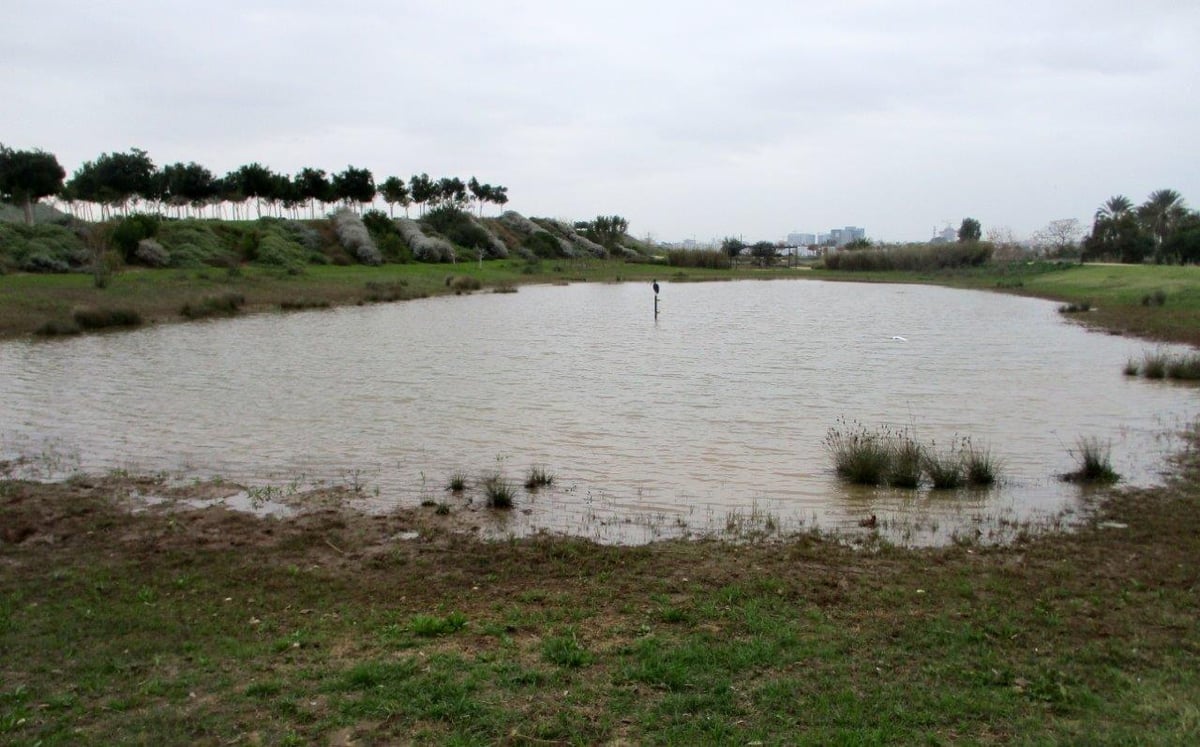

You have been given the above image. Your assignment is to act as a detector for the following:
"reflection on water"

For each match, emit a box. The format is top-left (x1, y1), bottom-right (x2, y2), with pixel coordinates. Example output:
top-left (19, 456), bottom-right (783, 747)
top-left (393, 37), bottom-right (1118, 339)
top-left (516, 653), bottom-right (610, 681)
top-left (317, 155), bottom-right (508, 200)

top-left (2, 279), bottom-right (1197, 545)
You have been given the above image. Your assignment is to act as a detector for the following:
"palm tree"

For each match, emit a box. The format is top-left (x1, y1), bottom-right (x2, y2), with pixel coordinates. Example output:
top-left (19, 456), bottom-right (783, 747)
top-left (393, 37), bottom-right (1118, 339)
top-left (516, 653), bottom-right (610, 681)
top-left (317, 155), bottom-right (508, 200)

top-left (1095, 195), bottom-right (1132, 221)
top-left (1138, 189), bottom-right (1187, 246)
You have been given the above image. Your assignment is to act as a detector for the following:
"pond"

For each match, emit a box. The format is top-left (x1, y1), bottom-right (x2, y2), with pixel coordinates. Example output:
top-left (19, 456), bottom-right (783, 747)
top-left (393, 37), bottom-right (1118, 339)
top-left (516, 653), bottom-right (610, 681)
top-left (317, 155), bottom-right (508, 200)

top-left (2, 279), bottom-right (1197, 545)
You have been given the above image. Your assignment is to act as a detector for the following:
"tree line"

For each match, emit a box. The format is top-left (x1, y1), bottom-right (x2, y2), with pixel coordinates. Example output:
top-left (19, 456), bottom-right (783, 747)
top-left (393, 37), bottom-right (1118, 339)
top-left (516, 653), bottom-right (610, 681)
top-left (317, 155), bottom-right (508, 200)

top-left (0, 144), bottom-right (508, 225)
top-left (1082, 189), bottom-right (1199, 264)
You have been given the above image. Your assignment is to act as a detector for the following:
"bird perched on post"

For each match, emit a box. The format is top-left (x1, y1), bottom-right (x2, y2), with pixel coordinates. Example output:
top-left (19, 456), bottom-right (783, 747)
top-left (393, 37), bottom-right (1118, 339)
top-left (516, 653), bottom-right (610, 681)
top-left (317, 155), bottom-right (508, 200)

top-left (652, 280), bottom-right (660, 295)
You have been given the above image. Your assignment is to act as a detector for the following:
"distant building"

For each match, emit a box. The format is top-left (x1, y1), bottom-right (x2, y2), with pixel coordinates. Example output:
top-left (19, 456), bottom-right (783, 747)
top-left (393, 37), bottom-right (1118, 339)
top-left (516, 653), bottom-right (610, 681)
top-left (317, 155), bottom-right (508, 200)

top-left (930, 226), bottom-right (957, 243)
top-left (786, 232), bottom-right (817, 246)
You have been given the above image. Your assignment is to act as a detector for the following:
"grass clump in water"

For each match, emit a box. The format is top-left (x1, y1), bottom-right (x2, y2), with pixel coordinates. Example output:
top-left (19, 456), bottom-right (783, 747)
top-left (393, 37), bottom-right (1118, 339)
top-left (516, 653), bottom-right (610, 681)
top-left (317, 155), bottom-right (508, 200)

top-left (446, 471), bottom-right (468, 492)
top-left (887, 434), bottom-right (924, 489)
top-left (923, 440), bottom-right (965, 490)
top-left (445, 275), bottom-right (482, 293)
top-left (72, 307), bottom-right (143, 330)
top-left (482, 473), bottom-right (516, 508)
top-left (1061, 437), bottom-right (1120, 484)
top-left (962, 438), bottom-right (1000, 486)
top-left (1131, 350), bottom-right (1200, 381)
top-left (1058, 300), bottom-right (1093, 314)
top-left (824, 420), bottom-right (892, 486)
top-left (826, 420), bottom-right (1001, 490)
top-left (524, 465), bottom-right (554, 491)
top-left (181, 292), bottom-right (245, 319)
top-left (35, 319), bottom-right (82, 337)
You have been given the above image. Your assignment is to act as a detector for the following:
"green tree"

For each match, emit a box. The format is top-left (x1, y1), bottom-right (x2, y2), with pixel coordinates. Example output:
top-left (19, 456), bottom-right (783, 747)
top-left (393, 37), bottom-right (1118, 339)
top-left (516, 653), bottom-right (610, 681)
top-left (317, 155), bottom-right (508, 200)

top-left (234, 162), bottom-right (275, 218)
top-left (0, 145), bottom-right (66, 225)
top-left (489, 184), bottom-right (509, 212)
top-left (468, 177), bottom-right (492, 217)
top-left (721, 237), bottom-right (746, 267)
top-left (68, 148), bottom-right (155, 217)
top-left (379, 176), bottom-right (411, 218)
top-left (435, 177), bottom-right (467, 209)
top-left (1084, 195), bottom-right (1151, 263)
top-left (583, 215), bottom-right (628, 250)
top-left (749, 240), bottom-right (778, 267)
top-left (160, 162), bottom-right (215, 218)
top-left (410, 173), bottom-right (436, 216)
top-left (1138, 189), bottom-right (1188, 253)
top-left (957, 217), bottom-right (982, 243)
top-left (295, 167), bottom-right (331, 218)
top-left (332, 165), bottom-right (376, 209)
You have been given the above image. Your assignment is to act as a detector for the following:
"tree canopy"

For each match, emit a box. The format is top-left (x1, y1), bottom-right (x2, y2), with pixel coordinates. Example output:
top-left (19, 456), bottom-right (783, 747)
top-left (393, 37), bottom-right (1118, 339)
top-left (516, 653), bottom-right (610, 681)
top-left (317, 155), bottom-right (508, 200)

top-left (0, 144), bottom-right (66, 225)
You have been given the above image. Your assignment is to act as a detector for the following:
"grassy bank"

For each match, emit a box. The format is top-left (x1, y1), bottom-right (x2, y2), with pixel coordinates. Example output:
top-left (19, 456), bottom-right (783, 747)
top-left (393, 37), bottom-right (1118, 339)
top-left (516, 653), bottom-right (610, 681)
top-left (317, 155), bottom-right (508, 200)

top-left (0, 259), bottom-right (795, 340)
top-left (3, 257), bottom-right (1200, 345)
top-left (809, 261), bottom-right (1200, 346)
top-left (2, 455), bottom-right (1199, 743)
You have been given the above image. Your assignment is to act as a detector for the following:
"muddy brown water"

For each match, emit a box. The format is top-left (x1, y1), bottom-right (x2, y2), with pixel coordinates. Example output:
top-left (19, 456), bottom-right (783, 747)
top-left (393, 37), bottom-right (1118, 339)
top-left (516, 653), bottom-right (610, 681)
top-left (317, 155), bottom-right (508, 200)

top-left (2, 279), bottom-right (1197, 544)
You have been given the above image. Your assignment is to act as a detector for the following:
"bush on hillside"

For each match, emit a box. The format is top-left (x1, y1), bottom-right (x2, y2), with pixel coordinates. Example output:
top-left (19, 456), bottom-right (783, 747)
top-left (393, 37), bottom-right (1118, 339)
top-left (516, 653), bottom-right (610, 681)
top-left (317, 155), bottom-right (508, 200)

top-left (396, 217), bottom-right (456, 262)
top-left (134, 238), bottom-right (171, 267)
top-left (157, 221), bottom-right (236, 267)
top-left (0, 222), bottom-right (88, 272)
top-left (421, 206), bottom-right (508, 258)
top-left (332, 209), bottom-right (383, 266)
top-left (111, 213), bottom-right (161, 262)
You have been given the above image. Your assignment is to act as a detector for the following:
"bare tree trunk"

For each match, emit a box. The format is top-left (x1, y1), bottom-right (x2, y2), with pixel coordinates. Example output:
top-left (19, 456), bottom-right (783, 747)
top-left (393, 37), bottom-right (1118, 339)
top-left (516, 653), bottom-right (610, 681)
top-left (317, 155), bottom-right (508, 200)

top-left (23, 199), bottom-right (34, 226)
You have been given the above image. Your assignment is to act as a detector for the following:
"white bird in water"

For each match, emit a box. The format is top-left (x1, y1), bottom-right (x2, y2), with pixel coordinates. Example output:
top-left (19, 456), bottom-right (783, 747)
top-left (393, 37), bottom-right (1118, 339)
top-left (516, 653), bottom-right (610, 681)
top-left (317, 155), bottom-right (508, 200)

top-left (891, 336), bottom-right (908, 341)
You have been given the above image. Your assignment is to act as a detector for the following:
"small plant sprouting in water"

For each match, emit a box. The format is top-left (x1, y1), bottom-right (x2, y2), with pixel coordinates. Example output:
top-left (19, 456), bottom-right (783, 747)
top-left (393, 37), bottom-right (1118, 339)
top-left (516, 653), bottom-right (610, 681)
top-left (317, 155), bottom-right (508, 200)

top-left (1061, 437), bottom-right (1120, 484)
top-left (524, 465), bottom-right (555, 491)
top-left (446, 470), bottom-right (468, 492)
top-left (482, 473), bottom-right (516, 508)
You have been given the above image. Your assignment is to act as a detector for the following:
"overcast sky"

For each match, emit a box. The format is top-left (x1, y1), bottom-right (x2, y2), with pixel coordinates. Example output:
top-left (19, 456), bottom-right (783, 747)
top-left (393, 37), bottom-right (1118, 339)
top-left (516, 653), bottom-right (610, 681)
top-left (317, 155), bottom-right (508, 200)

top-left (4, 1), bottom-right (1198, 243)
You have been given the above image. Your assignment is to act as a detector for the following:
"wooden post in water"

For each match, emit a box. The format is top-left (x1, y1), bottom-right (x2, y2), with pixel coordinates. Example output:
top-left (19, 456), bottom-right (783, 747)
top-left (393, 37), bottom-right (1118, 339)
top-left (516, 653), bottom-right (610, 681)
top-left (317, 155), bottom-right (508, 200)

top-left (652, 279), bottom-right (660, 319)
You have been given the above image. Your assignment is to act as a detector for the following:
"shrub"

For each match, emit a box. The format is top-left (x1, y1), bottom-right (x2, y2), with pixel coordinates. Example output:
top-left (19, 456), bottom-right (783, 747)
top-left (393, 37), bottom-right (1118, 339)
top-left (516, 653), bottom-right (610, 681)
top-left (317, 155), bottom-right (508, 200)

top-left (134, 238), bottom-right (171, 267)
top-left (422, 206), bottom-right (508, 257)
top-left (254, 231), bottom-right (307, 270)
top-left (21, 253), bottom-right (70, 273)
top-left (332, 209), bottom-right (383, 266)
top-left (111, 213), bottom-right (160, 262)
top-left (395, 217), bottom-right (455, 262)
top-left (0, 223), bottom-right (87, 272)
top-left (1164, 353), bottom-right (1200, 380)
top-left (158, 221), bottom-right (235, 267)
top-left (823, 241), bottom-right (993, 272)
top-left (666, 249), bottom-right (732, 269)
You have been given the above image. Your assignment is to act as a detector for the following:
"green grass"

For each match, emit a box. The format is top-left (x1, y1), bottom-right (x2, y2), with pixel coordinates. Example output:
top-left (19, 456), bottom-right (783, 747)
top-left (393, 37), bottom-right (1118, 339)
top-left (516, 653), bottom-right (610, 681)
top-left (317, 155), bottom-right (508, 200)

top-left (3, 462), bottom-right (1200, 743)
top-left (446, 470), bottom-right (468, 492)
